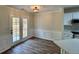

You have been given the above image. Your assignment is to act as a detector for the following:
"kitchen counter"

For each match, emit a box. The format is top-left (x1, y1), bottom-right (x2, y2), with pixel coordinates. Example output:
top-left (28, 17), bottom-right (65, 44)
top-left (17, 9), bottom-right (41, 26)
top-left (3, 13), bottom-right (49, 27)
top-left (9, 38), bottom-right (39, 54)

top-left (53, 39), bottom-right (79, 54)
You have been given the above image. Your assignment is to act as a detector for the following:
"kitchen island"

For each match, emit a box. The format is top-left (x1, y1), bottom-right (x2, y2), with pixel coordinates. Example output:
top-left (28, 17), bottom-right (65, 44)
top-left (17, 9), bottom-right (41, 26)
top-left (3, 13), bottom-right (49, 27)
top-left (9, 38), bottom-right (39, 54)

top-left (53, 39), bottom-right (79, 54)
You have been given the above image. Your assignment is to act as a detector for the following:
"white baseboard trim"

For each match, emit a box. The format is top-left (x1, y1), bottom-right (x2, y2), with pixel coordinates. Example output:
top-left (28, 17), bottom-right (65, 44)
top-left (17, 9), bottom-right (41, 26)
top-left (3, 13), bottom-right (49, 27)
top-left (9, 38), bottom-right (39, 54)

top-left (0, 46), bottom-right (11, 53)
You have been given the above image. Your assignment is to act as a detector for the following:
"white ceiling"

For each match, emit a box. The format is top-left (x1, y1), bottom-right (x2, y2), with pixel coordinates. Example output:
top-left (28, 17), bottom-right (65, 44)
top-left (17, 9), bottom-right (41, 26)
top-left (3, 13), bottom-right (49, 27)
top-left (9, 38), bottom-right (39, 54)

top-left (11, 5), bottom-right (79, 12)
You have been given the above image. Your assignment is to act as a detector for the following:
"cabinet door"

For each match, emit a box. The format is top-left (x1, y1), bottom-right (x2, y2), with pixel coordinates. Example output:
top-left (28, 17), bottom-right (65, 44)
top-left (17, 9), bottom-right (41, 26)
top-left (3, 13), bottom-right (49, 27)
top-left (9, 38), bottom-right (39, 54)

top-left (64, 13), bottom-right (72, 25)
top-left (72, 12), bottom-right (79, 19)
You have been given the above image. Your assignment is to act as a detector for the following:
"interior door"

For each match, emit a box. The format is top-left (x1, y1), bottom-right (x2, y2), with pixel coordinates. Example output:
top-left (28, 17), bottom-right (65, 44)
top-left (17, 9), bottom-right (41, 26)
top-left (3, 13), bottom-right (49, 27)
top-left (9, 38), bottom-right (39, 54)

top-left (12, 17), bottom-right (20, 42)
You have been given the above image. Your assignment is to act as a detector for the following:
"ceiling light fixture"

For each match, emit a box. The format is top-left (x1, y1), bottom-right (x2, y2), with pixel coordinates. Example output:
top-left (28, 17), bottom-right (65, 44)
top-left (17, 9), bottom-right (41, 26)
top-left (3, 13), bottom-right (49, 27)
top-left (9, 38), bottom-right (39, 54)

top-left (31, 5), bottom-right (40, 12)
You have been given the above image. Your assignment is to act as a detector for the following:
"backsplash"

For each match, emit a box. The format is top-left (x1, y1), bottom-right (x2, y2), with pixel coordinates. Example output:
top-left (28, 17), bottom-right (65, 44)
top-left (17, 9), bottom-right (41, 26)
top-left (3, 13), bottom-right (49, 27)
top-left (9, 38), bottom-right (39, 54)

top-left (64, 25), bottom-right (73, 39)
top-left (64, 25), bottom-right (72, 31)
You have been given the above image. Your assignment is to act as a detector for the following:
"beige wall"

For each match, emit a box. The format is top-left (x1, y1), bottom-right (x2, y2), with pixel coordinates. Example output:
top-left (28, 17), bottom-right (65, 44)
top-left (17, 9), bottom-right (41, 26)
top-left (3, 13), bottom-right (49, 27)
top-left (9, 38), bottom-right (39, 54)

top-left (9, 7), bottom-right (34, 36)
top-left (34, 8), bottom-right (64, 40)
top-left (0, 6), bottom-right (64, 53)
top-left (0, 6), bottom-right (12, 53)
top-left (0, 6), bottom-right (34, 53)
top-left (0, 6), bottom-right (10, 35)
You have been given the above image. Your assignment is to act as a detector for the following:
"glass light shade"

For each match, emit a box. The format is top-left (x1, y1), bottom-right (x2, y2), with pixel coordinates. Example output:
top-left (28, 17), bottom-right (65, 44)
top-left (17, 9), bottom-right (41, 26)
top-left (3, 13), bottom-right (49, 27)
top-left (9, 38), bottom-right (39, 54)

top-left (31, 5), bottom-right (40, 12)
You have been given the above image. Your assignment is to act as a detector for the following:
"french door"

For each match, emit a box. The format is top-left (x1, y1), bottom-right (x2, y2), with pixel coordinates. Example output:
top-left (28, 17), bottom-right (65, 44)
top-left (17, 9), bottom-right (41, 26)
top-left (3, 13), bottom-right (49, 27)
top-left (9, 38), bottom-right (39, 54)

top-left (22, 18), bottom-right (28, 38)
top-left (12, 17), bottom-right (20, 42)
top-left (12, 17), bottom-right (28, 43)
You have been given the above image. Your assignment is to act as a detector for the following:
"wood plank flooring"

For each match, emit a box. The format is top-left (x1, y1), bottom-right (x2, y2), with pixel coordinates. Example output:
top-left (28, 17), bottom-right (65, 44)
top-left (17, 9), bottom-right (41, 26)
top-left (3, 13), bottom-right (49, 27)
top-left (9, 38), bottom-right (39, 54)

top-left (3, 37), bottom-right (60, 54)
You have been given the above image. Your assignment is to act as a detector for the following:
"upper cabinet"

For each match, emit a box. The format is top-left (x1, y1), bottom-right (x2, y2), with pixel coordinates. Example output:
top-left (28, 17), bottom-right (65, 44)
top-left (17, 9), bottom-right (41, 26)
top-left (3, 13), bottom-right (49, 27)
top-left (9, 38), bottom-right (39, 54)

top-left (64, 13), bottom-right (72, 25)
top-left (64, 12), bottom-right (79, 25)
top-left (72, 12), bottom-right (79, 19)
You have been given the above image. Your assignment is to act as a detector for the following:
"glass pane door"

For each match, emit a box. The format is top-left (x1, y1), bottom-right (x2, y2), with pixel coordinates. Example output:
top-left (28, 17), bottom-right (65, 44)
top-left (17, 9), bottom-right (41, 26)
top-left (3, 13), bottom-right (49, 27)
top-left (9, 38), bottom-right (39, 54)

top-left (23, 18), bottom-right (27, 38)
top-left (12, 17), bottom-right (20, 42)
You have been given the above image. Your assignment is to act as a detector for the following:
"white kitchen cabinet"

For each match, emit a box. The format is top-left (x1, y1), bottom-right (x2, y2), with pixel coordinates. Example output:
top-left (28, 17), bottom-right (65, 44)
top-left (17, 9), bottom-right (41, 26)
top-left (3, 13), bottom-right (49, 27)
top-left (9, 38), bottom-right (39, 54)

top-left (64, 12), bottom-right (79, 25)
top-left (72, 12), bottom-right (79, 19)
top-left (64, 13), bottom-right (72, 25)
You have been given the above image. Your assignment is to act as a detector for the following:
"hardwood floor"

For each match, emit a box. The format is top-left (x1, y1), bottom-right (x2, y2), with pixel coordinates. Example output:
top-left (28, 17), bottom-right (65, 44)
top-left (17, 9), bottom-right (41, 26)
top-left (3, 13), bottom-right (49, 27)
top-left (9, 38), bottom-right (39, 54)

top-left (3, 37), bottom-right (60, 54)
